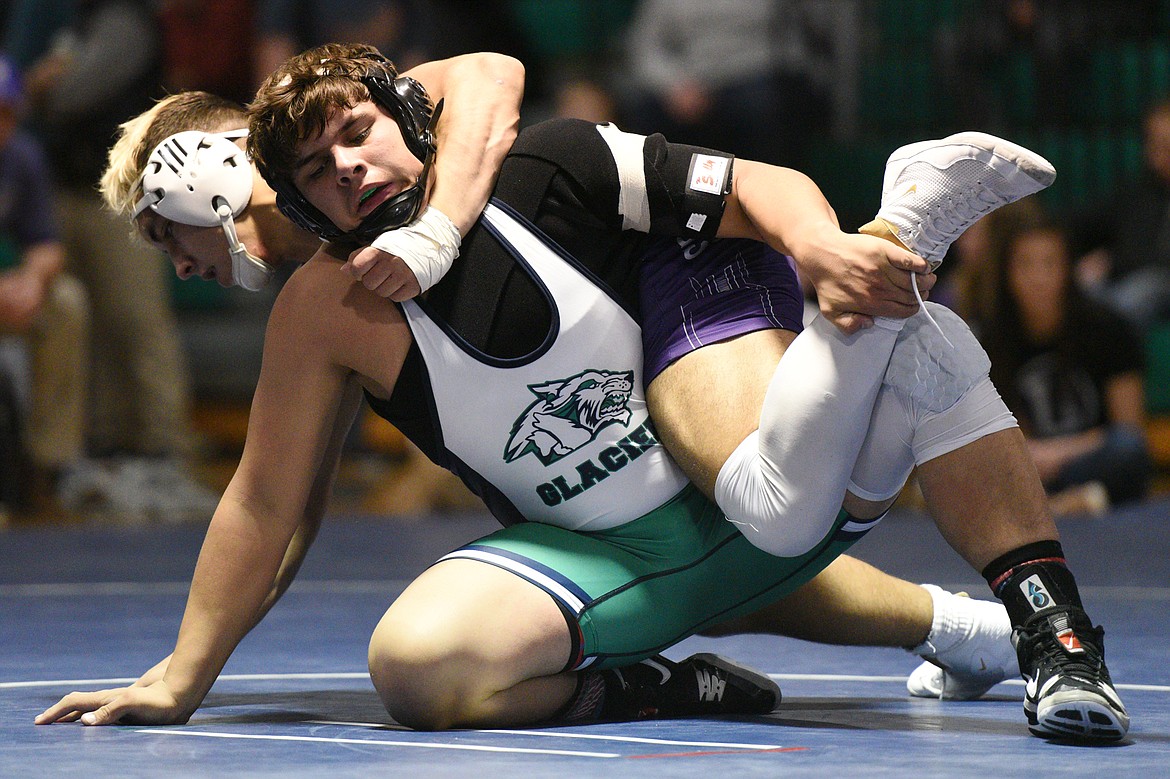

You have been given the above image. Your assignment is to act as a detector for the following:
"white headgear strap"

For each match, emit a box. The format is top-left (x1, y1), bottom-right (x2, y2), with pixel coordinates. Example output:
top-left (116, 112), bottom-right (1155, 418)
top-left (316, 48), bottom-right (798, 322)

top-left (132, 129), bottom-right (275, 291)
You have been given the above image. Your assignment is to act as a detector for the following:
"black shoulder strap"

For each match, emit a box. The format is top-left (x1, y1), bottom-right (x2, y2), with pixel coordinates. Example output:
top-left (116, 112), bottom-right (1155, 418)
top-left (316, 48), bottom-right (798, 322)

top-left (429, 153), bottom-right (558, 337)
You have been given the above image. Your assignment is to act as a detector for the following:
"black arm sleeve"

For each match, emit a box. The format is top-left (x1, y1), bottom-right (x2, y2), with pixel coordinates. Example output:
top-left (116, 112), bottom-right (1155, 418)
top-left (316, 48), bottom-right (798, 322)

top-left (507, 118), bottom-right (733, 239)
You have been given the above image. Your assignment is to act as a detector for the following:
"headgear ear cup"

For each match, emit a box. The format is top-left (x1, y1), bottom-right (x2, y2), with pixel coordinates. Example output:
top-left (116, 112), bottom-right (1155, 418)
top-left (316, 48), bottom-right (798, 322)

top-left (274, 184), bottom-right (343, 241)
top-left (133, 130), bottom-right (253, 225)
top-left (134, 129), bottom-right (275, 290)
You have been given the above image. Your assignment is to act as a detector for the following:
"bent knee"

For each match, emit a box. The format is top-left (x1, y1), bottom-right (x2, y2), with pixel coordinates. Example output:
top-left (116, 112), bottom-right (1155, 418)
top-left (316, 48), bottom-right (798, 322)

top-left (368, 621), bottom-right (469, 730)
top-left (731, 516), bottom-right (835, 558)
top-left (886, 303), bottom-right (991, 413)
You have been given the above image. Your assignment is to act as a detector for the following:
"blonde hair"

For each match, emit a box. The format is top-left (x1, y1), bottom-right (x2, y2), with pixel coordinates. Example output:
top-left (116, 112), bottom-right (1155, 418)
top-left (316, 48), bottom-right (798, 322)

top-left (100, 91), bottom-right (248, 216)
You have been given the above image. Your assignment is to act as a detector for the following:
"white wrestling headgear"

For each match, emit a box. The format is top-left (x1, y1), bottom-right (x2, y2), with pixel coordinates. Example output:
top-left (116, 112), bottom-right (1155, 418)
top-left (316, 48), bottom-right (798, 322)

top-left (131, 129), bottom-right (275, 292)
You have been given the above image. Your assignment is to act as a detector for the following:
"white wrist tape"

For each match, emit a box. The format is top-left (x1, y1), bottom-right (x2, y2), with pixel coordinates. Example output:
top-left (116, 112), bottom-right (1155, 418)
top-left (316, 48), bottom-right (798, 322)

top-left (370, 205), bottom-right (461, 293)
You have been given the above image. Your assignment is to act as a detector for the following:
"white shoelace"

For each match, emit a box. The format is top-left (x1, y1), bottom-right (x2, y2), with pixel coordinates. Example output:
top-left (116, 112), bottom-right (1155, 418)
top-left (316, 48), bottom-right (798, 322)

top-left (912, 272), bottom-right (955, 348)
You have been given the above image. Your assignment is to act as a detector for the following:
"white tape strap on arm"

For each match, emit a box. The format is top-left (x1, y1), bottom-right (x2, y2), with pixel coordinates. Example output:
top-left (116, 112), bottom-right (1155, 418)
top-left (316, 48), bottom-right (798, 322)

top-left (370, 205), bottom-right (462, 293)
top-left (595, 123), bottom-right (651, 232)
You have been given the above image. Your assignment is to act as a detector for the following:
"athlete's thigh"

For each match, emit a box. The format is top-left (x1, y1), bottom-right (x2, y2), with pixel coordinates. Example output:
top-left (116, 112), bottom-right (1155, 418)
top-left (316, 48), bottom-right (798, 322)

top-left (647, 328), bottom-right (795, 496)
top-left (374, 557), bottom-right (572, 680)
top-left (638, 236), bottom-right (803, 496)
top-left (441, 487), bottom-right (867, 670)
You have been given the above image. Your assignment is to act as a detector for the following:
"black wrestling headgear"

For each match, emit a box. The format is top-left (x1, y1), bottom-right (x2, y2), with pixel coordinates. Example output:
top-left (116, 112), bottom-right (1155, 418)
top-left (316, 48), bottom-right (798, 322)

top-left (274, 53), bottom-right (444, 244)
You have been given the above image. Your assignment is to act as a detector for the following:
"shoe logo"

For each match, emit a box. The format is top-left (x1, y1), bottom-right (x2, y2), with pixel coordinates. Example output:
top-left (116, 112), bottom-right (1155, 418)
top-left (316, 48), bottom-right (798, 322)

top-left (1056, 628), bottom-right (1085, 654)
top-left (1024, 673), bottom-right (1039, 699)
top-left (643, 657), bottom-right (672, 685)
top-left (696, 669), bottom-right (726, 702)
top-left (901, 183), bottom-right (918, 197)
top-left (1020, 574), bottom-right (1052, 611)
top-left (1024, 672), bottom-right (1063, 704)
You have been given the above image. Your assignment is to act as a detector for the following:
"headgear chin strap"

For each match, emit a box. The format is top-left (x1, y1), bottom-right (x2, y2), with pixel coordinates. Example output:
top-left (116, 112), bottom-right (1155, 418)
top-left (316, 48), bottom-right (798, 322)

top-left (132, 129), bottom-right (276, 291)
top-left (272, 55), bottom-right (444, 244)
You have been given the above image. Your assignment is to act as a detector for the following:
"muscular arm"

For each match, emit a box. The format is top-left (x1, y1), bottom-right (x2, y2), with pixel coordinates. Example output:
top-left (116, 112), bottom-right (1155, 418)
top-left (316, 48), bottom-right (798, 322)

top-left (720, 159), bottom-right (932, 331)
top-left (144, 275), bottom-right (364, 720)
top-left (558, 120), bottom-right (932, 333)
top-left (345, 53), bottom-right (524, 297)
top-left (37, 256), bottom-right (412, 725)
top-left (404, 53), bottom-right (524, 235)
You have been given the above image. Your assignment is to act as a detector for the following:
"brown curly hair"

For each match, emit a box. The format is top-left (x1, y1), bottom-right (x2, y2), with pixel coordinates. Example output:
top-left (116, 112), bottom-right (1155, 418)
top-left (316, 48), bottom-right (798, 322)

top-left (247, 42), bottom-right (398, 190)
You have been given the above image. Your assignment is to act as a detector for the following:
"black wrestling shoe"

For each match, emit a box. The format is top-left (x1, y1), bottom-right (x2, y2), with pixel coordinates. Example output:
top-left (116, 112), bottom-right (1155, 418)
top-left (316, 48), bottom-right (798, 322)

top-left (1014, 606), bottom-right (1129, 742)
top-left (605, 653), bottom-right (780, 720)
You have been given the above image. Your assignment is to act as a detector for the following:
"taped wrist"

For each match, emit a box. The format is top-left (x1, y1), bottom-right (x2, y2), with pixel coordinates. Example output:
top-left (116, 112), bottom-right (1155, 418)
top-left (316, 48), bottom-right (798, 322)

top-left (370, 205), bottom-right (461, 293)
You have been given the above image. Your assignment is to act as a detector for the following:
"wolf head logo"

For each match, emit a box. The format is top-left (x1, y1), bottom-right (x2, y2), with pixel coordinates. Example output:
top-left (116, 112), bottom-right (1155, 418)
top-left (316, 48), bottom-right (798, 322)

top-left (504, 369), bottom-right (634, 465)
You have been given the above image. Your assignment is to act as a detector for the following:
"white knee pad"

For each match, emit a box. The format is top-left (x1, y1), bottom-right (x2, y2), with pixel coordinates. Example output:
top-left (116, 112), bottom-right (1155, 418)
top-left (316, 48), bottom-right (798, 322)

top-left (884, 302), bottom-right (991, 413)
top-left (851, 305), bottom-right (1014, 502)
top-left (847, 375), bottom-right (1018, 502)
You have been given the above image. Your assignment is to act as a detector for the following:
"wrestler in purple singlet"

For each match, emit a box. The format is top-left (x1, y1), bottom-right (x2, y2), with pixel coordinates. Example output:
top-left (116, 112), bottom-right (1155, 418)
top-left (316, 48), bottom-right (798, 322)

top-left (639, 236), bottom-right (805, 383)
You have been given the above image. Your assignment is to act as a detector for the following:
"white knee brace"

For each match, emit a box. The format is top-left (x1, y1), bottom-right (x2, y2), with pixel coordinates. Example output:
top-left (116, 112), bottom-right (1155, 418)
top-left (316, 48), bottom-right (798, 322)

top-left (849, 304), bottom-right (1017, 501)
top-left (884, 302), bottom-right (991, 413)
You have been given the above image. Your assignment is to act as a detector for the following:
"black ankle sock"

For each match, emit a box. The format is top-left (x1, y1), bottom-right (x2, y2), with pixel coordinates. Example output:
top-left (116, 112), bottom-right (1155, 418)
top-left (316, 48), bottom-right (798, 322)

top-left (552, 664), bottom-right (662, 724)
top-left (982, 540), bottom-right (1085, 627)
top-left (551, 671), bottom-right (608, 724)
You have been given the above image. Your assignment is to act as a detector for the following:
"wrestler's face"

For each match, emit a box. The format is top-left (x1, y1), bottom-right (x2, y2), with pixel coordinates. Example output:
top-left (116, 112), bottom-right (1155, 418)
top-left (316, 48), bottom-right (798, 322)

top-left (291, 100), bottom-right (423, 231)
top-left (137, 210), bottom-right (238, 286)
top-left (136, 205), bottom-right (284, 288)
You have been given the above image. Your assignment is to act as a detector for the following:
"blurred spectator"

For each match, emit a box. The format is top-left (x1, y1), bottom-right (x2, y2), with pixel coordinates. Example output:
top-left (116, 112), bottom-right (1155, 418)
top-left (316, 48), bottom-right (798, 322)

top-left (503, 0), bottom-right (628, 113)
top-left (1074, 98), bottom-right (1170, 332)
top-left (252, 0), bottom-right (436, 86)
top-left (981, 204), bottom-right (1152, 517)
top-left (156, 0), bottom-right (257, 104)
top-left (619, 0), bottom-right (830, 168)
top-left (1, 0), bottom-right (75, 69)
top-left (0, 53), bottom-right (90, 522)
top-left (21, 0), bottom-right (217, 521)
top-left (552, 75), bottom-right (620, 124)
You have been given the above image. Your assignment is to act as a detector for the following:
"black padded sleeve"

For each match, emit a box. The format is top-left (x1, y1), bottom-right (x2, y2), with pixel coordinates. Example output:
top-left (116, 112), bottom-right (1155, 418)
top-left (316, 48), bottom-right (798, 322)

top-left (507, 118), bottom-right (733, 239)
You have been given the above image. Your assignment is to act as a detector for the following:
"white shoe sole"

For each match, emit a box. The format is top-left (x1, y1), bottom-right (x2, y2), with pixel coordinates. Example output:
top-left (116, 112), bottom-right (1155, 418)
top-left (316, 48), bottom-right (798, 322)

top-left (907, 660), bottom-right (1007, 701)
top-left (882, 131), bottom-right (1057, 198)
top-left (1027, 687), bottom-right (1130, 742)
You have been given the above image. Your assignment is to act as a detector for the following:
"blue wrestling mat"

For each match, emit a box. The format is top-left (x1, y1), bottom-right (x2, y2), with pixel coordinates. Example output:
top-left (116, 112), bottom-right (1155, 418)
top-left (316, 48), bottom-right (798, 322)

top-left (3, 502), bottom-right (1169, 777)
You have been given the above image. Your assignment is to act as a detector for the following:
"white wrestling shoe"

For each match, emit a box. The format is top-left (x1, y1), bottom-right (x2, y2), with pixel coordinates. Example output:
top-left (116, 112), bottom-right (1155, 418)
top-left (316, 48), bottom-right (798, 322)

top-left (907, 585), bottom-right (1017, 701)
top-left (861, 131), bottom-right (1057, 268)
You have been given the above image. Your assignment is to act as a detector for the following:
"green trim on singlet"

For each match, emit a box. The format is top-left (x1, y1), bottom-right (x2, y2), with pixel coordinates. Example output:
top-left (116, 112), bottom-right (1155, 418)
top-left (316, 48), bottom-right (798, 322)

top-left (463, 485), bottom-right (862, 670)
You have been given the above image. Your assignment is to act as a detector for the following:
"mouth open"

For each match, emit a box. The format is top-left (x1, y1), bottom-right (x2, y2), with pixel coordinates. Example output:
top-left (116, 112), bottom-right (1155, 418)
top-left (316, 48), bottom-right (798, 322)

top-left (358, 184), bottom-right (392, 216)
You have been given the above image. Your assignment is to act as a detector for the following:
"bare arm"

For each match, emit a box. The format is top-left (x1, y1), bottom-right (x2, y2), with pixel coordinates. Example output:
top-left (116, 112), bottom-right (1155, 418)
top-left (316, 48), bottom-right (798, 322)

top-left (36, 258), bottom-right (410, 725)
top-left (1105, 371), bottom-right (1147, 429)
top-left (259, 378), bottom-right (364, 617)
top-left (344, 53), bottom-right (524, 298)
top-left (0, 241), bottom-right (65, 331)
top-left (404, 53), bottom-right (524, 235)
top-left (719, 159), bottom-right (934, 332)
